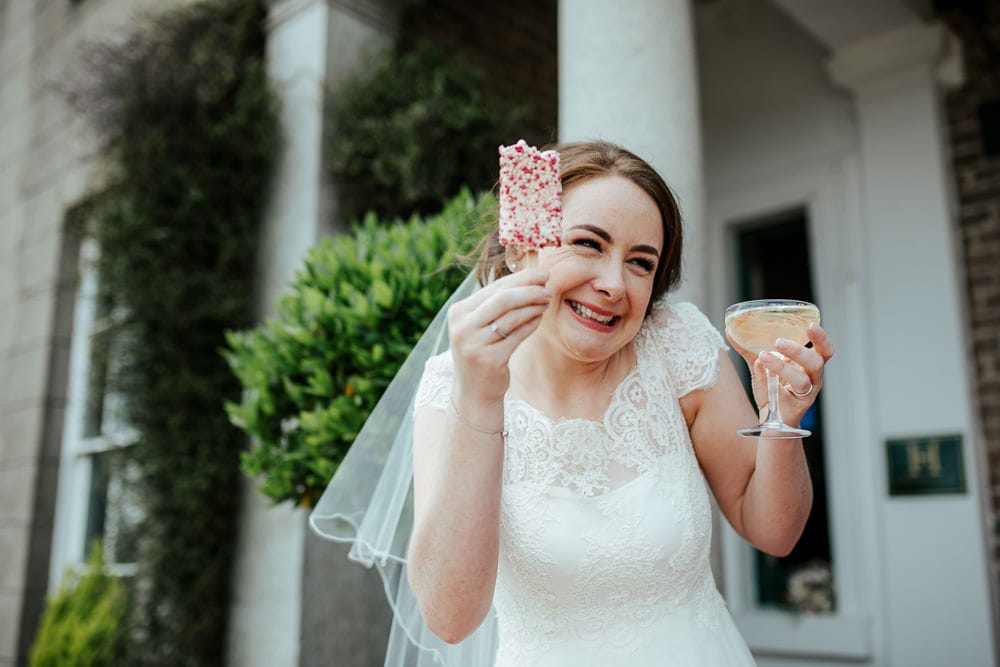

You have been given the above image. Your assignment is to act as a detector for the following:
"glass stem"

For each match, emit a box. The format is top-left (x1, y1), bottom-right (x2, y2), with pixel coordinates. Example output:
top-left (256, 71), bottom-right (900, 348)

top-left (764, 368), bottom-right (783, 426)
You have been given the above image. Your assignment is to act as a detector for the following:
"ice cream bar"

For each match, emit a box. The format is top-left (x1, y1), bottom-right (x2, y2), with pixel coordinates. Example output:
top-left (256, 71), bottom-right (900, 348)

top-left (498, 140), bottom-right (562, 264)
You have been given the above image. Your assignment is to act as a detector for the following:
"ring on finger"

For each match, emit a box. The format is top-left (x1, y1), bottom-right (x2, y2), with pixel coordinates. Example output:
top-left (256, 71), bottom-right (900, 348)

top-left (489, 321), bottom-right (509, 340)
top-left (786, 382), bottom-right (813, 398)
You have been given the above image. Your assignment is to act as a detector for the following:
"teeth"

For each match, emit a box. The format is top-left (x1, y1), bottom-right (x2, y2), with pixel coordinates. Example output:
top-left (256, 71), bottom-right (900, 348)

top-left (570, 301), bottom-right (615, 324)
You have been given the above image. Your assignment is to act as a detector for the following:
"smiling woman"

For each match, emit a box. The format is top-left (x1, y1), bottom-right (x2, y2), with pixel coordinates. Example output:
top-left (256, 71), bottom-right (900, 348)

top-left (312, 140), bottom-right (835, 667)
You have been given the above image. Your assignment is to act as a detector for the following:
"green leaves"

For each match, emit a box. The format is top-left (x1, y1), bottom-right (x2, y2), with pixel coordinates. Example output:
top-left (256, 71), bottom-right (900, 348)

top-left (63, 0), bottom-right (278, 664)
top-left (327, 41), bottom-right (528, 223)
top-left (30, 545), bottom-right (128, 667)
top-left (224, 189), bottom-right (493, 506)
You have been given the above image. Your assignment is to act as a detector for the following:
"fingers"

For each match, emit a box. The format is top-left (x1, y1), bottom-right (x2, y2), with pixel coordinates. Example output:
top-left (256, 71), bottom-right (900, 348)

top-left (757, 350), bottom-right (814, 397)
top-left (456, 269), bottom-right (550, 313)
top-left (487, 306), bottom-right (547, 349)
top-left (762, 324), bottom-right (833, 400)
top-left (806, 323), bottom-right (835, 361)
top-left (447, 269), bottom-right (552, 358)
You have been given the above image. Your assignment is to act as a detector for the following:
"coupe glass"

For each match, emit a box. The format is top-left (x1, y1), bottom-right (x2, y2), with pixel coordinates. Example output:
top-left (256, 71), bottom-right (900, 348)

top-left (725, 299), bottom-right (821, 439)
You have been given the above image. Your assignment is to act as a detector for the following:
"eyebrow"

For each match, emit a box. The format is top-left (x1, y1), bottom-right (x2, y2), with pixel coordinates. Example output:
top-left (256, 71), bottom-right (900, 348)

top-left (568, 224), bottom-right (661, 258)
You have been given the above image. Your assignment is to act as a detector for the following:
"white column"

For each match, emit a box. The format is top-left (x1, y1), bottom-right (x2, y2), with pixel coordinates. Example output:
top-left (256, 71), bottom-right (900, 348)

top-left (227, 1), bottom-right (329, 666)
top-left (829, 22), bottom-right (996, 667)
top-left (558, 0), bottom-right (706, 305)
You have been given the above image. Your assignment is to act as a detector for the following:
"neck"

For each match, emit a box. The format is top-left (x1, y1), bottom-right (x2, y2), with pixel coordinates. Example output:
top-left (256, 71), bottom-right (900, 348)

top-left (509, 334), bottom-right (634, 419)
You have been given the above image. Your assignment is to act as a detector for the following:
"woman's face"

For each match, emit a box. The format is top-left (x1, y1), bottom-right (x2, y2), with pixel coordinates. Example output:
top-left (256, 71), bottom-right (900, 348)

top-left (535, 174), bottom-right (664, 363)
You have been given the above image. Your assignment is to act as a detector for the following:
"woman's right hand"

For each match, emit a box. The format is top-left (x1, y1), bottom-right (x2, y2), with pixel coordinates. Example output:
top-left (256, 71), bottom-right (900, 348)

top-left (446, 268), bottom-right (551, 405)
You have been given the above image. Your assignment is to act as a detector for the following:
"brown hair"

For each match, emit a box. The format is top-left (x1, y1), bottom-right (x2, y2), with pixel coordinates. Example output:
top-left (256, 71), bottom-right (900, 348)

top-left (475, 140), bottom-right (683, 308)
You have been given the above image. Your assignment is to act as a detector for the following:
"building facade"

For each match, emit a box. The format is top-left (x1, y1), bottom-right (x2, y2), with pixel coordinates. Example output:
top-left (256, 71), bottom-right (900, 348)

top-left (1, 0), bottom-right (998, 665)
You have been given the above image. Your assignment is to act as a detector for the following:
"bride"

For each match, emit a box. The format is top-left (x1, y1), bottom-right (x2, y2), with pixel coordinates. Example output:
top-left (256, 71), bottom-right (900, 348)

top-left (404, 140), bottom-right (834, 666)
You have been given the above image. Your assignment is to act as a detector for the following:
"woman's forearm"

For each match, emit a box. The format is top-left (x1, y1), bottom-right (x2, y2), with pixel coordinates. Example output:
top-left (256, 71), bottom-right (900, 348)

top-left (407, 402), bottom-right (505, 643)
top-left (738, 438), bottom-right (813, 557)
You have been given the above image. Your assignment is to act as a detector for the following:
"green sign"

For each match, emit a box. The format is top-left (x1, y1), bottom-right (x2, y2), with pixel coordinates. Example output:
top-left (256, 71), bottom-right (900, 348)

top-left (886, 434), bottom-right (966, 496)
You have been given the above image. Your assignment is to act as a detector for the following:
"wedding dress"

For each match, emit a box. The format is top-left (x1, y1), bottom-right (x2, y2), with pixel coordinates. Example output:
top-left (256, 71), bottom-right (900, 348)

top-left (413, 299), bottom-right (757, 666)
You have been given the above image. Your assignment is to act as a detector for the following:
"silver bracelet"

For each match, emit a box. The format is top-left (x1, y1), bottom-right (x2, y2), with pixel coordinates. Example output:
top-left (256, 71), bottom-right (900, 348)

top-left (449, 394), bottom-right (506, 436)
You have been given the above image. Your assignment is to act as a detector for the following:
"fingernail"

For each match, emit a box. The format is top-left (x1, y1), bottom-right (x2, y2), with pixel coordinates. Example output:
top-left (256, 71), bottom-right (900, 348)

top-left (775, 338), bottom-right (790, 348)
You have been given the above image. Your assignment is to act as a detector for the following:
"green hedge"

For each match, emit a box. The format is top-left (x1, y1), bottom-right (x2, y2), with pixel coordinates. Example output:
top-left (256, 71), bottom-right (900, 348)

top-left (327, 41), bottom-right (525, 222)
top-left (30, 546), bottom-right (127, 667)
top-left (225, 190), bottom-right (492, 507)
top-left (70, 0), bottom-right (278, 663)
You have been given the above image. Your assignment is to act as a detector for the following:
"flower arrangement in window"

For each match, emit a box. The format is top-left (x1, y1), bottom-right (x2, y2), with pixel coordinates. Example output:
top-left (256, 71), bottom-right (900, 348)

top-left (785, 560), bottom-right (835, 614)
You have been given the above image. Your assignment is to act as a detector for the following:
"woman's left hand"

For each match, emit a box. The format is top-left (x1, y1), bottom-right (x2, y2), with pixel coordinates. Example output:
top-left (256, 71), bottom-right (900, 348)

top-left (727, 323), bottom-right (835, 426)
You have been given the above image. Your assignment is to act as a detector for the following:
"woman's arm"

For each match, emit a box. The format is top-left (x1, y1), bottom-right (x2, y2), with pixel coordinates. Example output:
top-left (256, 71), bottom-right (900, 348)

top-left (407, 269), bottom-right (551, 644)
top-left (408, 397), bottom-right (505, 643)
top-left (685, 324), bottom-right (834, 556)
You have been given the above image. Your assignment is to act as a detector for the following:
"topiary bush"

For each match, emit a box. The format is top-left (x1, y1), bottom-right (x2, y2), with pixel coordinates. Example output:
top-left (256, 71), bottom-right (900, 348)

top-left (327, 40), bottom-right (526, 223)
top-left (30, 545), bottom-right (128, 667)
top-left (224, 189), bottom-right (493, 507)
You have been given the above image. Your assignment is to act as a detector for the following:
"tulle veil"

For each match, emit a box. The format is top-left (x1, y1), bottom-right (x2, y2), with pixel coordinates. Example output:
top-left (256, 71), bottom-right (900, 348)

top-left (309, 271), bottom-right (498, 666)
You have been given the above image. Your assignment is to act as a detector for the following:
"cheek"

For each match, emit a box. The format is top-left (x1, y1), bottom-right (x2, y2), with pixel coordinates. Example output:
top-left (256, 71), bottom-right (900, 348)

top-left (629, 278), bottom-right (656, 311)
top-left (538, 248), bottom-right (588, 282)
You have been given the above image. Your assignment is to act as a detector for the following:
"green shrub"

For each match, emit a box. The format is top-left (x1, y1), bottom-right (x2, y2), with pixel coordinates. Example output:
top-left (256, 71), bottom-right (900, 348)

top-left (71, 0), bottom-right (278, 663)
top-left (225, 189), bottom-right (492, 507)
top-left (30, 545), bottom-right (127, 667)
top-left (327, 40), bottom-right (526, 223)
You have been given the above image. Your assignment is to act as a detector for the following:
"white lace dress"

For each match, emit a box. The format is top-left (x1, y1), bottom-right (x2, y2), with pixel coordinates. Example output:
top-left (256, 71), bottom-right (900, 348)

top-left (414, 300), bottom-right (756, 666)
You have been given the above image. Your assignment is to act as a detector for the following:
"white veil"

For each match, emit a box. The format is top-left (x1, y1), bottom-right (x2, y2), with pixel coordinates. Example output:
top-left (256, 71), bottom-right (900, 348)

top-left (309, 271), bottom-right (499, 666)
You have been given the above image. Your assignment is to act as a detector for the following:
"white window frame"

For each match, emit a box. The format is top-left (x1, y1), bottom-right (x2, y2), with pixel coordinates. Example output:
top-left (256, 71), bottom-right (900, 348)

top-left (706, 156), bottom-right (882, 661)
top-left (50, 237), bottom-right (141, 586)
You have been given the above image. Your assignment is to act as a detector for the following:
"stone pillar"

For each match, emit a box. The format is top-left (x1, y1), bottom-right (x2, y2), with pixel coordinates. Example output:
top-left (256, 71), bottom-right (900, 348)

top-left (226, 1), bottom-right (330, 666)
top-left (558, 0), bottom-right (706, 304)
top-left (829, 21), bottom-right (997, 667)
top-left (301, 2), bottom-right (400, 663)
top-left (228, 1), bottom-right (399, 665)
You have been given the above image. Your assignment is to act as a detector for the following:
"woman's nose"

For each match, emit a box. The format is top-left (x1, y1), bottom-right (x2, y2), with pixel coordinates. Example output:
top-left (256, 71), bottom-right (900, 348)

top-left (593, 262), bottom-right (626, 300)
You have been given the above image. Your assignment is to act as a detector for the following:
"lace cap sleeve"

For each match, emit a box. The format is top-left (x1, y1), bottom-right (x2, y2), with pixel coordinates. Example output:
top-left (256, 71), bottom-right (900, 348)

top-left (648, 300), bottom-right (728, 397)
top-left (414, 350), bottom-right (454, 415)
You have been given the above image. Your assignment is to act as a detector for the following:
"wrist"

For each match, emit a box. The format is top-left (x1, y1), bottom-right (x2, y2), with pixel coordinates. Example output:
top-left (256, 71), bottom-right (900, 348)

top-left (449, 392), bottom-right (506, 436)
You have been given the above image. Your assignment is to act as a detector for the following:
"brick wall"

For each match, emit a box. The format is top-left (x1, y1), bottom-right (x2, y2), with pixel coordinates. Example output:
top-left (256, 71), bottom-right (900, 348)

top-left (940, 0), bottom-right (1000, 598)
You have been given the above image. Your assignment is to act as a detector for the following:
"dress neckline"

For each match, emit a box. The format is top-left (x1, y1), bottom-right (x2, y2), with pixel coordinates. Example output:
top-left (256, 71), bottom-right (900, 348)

top-left (504, 321), bottom-right (654, 428)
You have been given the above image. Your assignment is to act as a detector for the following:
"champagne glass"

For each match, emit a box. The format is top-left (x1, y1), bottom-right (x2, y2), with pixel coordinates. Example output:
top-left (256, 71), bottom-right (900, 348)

top-left (725, 299), bottom-right (820, 439)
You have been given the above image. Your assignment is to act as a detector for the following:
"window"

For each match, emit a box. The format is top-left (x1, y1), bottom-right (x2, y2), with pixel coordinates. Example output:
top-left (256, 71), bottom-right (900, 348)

top-left (733, 210), bottom-right (834, 615)
top-left (50, 235), bottom-right (143, 584)
top-left (711, 160), bottom-right (873, 661)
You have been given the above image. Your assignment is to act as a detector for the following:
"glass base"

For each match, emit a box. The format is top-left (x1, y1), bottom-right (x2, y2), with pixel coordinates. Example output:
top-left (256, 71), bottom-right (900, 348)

top-left (737, 422), bottom-right (811, 439)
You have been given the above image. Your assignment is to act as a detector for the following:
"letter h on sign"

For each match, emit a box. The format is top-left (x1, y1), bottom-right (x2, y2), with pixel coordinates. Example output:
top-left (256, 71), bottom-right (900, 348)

top-left (887, 435), bottom-right (966, 496)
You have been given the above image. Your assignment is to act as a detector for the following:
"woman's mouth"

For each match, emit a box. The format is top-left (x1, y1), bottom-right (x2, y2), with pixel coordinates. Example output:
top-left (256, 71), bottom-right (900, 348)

top-left (567, 300), bottom-right (621, 328)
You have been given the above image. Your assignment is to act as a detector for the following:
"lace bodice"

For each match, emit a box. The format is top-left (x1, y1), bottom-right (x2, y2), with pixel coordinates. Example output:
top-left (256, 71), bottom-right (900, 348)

top-left (414, 300), bottom-right (756, 666)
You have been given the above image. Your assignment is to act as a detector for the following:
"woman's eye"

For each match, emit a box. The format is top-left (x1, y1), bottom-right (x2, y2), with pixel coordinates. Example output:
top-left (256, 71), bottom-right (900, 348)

top-left (629, 257), bottom-right (656, 272)
top-left (571, 238), bottom-right (602, 251)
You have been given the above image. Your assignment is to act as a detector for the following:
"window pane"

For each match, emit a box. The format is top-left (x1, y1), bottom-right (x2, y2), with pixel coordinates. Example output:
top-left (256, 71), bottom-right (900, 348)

top-left (734, 210), bottom-right (835, 614)
top-left (83, 449), bottom-right (143, 566)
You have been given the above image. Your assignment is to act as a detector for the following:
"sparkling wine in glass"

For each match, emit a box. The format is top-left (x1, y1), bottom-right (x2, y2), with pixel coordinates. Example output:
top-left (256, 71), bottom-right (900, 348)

top-left (725, 299), bottom-right (821, 439)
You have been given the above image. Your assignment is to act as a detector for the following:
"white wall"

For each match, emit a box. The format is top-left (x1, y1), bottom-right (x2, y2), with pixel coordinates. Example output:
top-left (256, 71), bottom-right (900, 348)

top-left (698, 1), bottom-right (994, 665)
top-left (697, 0), bottom-right (856, 195)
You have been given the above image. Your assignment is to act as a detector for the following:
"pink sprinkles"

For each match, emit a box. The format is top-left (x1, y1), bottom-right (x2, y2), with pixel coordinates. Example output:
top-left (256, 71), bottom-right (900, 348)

top-left (497, 140), bottom-right (562, 250)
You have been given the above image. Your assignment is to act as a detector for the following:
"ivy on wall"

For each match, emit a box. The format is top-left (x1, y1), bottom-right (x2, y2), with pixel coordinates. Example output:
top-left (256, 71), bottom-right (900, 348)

top-left (68, 0), bottom-right (279, 663)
